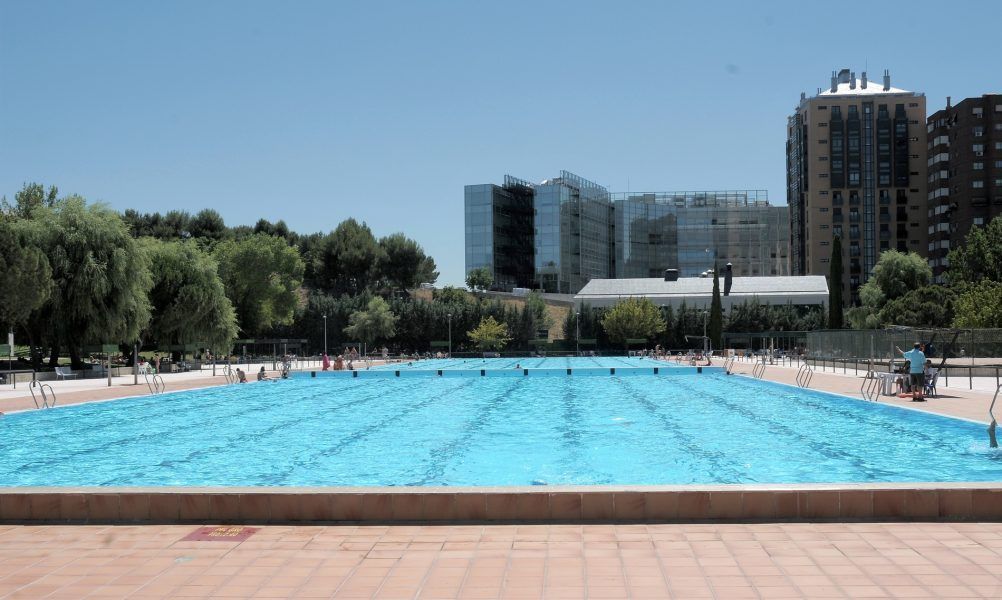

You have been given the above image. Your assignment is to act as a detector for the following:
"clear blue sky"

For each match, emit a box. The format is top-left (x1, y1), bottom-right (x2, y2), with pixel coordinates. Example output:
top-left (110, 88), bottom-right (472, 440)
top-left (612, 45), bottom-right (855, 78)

top-left (2, 1), bottom-right (999, 287)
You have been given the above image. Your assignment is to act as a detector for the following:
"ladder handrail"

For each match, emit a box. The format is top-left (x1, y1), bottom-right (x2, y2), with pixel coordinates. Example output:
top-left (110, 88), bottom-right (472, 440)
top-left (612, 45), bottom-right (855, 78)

top-left (796, 362), bottom-right (815, 388)
top-left (988, 384), bottom-right (1000, 448)
top-left (28, 380), bottom-right (56, 409)
top-left (153, 374), bottom-right (165, 393)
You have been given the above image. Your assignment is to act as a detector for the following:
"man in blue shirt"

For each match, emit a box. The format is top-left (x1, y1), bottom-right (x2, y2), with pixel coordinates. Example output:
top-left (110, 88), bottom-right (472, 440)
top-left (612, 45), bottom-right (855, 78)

top-left (896, 343), bottom-right (927, 401)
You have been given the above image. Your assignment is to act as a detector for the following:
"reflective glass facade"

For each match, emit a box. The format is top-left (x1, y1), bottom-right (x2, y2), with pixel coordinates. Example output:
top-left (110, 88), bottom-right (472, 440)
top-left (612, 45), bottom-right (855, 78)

top-left (463, 177), bottom-right (534, 290)
top-left (534, 171), bottom-right (613, 293)
top-left (466, 173), bottom-right (790, 293)
top-left (614, 191), bottom-right (789, 278)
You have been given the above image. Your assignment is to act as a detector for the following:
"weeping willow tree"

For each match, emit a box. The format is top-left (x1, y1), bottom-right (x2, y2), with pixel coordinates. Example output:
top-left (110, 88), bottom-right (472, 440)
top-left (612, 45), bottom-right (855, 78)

top-left (141, 238), bottom-right (238, 355)
top-left (26, 197), bottom-right (153, 368)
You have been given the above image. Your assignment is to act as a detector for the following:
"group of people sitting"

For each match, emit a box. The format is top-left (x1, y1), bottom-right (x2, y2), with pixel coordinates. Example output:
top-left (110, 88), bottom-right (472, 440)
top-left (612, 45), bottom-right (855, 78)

top-left (321, 348), bottom-right (361, 371)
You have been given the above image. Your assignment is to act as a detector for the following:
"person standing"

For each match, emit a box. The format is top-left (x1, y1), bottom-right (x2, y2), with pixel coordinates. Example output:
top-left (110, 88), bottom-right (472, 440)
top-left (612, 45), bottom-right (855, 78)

top-left (896, 343), bottom-right (926, 402)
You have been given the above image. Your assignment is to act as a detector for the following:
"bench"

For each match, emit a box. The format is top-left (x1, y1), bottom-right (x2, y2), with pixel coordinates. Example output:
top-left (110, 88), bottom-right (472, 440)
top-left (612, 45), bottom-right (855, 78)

top-left (55, 366), bottom-right (79, 380)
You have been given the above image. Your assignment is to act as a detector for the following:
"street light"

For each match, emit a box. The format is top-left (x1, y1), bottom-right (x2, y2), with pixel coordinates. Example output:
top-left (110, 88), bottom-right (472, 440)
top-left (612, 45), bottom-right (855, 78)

top-left (447, 313), bottom-right (453, 357)
top-left (702, 310), bottom-right (710, 356)
top-left (575, 311), bottom-right (580, 356)
top-left (322, 314), bottom-right (328, 357)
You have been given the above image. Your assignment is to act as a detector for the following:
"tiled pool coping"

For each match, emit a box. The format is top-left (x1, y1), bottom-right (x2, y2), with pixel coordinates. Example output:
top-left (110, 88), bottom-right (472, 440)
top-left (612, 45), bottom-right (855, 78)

top-left (2, 483), bottom-right (1001, 524)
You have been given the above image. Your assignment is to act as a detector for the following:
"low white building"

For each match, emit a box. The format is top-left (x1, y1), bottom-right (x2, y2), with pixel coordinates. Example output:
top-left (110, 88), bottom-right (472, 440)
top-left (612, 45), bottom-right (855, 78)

top-left (574, 270), bottom-right (829, 311)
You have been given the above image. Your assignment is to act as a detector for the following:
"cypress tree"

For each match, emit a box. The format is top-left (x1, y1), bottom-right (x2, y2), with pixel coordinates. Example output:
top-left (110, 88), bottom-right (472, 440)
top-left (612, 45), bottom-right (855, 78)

top-left (708, 264), bottom-right (723, 351)
top-left (828, 235), bottom-right (844, 329)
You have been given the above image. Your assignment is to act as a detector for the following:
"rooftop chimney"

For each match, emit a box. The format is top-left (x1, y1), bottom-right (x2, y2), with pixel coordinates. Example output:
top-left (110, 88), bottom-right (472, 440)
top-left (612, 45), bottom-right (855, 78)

top-left (849, 71), bottom-right (856, 90)
top-left (882, 69), bottom-right (890, 91)
top-left (947, 96), bottom-right (952, 108)
top-left (724, 263), bottom-right (733, 296)
top-left (830, 71), bottom-right (837, 93)
top-left (861, 71), bottom-right (867, 89)
top-left (663, 268), bottom-right (679, 282)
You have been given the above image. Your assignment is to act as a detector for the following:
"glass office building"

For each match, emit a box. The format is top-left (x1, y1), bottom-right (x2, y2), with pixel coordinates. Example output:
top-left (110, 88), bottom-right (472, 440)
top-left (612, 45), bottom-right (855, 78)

top-left (614, 191), bottom-right (790, 279)
top-left (464, 176), bottom-right (535, 291)
top-left (466, 173), bottom-right (790, 294)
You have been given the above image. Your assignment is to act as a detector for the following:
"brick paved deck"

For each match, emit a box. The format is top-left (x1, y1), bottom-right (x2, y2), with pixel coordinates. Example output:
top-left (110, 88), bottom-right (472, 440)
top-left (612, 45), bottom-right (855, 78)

top-left (2, 522), bottom-right (1001, 599)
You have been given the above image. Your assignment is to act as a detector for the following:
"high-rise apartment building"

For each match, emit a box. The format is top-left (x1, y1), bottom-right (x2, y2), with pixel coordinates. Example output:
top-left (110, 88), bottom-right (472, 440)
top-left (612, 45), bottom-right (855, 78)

top-left (926, 94), bottom-right (1002, 282)
top-left (614, 191), bottom-right (789, 278)
top-left (465, 172), bottom-right (790, 294)
top-left (787, 68), bottom-right (928, 302)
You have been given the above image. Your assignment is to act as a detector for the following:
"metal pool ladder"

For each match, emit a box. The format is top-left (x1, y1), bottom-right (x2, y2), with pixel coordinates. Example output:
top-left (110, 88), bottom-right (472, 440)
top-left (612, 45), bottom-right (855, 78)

top-left (724, 356), bottom-right (736, 374)
top-left (222, 364), bottom-right (236, 384)
top-left (28, 380), bottom-right (57, 409)
top-left (860, 369), bottom-right (881, 401)
top-left (796, 362), bottom-right (815, 388)
top-left (989, 383), bottom-right (1001, 448)
top-left (752, 359), bottom-right (767, 379)
top-left (143, 370), bottom-right (166, 394)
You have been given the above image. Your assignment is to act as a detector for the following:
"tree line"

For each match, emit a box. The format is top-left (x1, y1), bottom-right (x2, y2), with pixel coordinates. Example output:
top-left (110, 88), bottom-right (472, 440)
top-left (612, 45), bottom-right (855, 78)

top-left (826, 214), bottom-right (1002, 330)
top-left (0, 183), bottom-right (440, 369)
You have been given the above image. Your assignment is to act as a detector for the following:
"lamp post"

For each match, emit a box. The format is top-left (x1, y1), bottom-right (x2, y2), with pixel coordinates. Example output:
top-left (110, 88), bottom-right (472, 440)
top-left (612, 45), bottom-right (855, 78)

top-left (322, 314), bottom-right (328, 357)
top-left (447, 313), bottom-right (453, 357)
top-left (575, 311), bottom-right (580, 356)
top-left (703, 310), bottom-right (709, 356)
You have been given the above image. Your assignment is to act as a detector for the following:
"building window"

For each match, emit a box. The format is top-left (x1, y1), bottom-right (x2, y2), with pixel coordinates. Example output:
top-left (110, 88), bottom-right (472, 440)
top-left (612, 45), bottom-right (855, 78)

top-left (973, 107), bottom-right (984, 117)
top-left (820, 224), bottom-right (829, 229)
top-left (974, 162), bottom-right (984, 170)
top-left (974, 217), bottom-right (985, 226)
top-left (973, 181), bottom-right (985, 188)
top-left (818, 156), bottom-right (828, 161)
top-left (820, 241), bottom-right (830, 246)
top-left (818, 105), bottom-right (828, 110)
top-left (974, 126), bottom-right (985, 137)
top-left (995, 160), bottom-right (1002, 169)
top-left (848, 172), bottom-right (860, 185)
top-left (996, 142), bottom-right (1002, 150)
top-left (819, 207), bottom-right (829, 212)
top-left (819, 122), bottom-right (828, 127)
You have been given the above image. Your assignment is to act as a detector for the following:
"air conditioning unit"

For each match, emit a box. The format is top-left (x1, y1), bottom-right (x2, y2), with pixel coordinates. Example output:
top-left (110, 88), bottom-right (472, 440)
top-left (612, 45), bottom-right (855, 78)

top-left (975, 151), bottom-right (984, 156)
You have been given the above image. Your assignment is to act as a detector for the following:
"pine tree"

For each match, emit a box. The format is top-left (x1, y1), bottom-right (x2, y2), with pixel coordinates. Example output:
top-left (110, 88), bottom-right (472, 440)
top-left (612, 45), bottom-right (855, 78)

top-left (708, 265), bottom-right (723, 351)
top-left (828, 235), bottom-right (844, 329)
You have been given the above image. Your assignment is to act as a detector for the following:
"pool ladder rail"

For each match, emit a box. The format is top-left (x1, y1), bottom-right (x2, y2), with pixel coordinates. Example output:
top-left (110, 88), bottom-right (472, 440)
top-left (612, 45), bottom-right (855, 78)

top-left (796, 362), bottom-right (815, 388)
top-left (28, 380), bottom-right (57, 409)
top-left (751, 359), bottom-right (767, 379)
top-left (860, 370), bottom-right (881, 401)
top-left (989, 383), bottom-right (1001, 448)
top-left (143, 370), bottom-right (166, 394)
top-left (222, 364), bottom-right (236, 384)
top-left (723, 356), bottom-right (736, 374)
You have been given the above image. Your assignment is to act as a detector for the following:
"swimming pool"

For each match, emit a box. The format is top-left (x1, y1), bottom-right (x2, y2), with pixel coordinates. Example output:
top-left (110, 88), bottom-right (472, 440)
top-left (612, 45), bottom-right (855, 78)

top-left (0, 370), bottom-right (999, 486)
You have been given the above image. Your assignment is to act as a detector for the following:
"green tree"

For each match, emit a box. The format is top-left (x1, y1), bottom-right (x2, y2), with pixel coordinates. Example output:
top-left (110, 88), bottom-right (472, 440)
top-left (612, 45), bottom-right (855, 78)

top-left (878, 286), bottom-right (956, 328)
top-left (29, 197), bottom-right (153, 368)
top-left (344, 297), bottom-right (398, 351)
top-left (214, 233), bottom-right (304, 336)
top-left (828, 235), bottom-right (844, 329)
top-left (0, 218), bottom-right (53, 330)
top-left (465, 266), bottom-right (494, 293)
top-left (141, 239), bottom-right (238, 352)
top-left (305, 219), bottom-right (383, 295)
top-left (847, 250), bottom-right (932, 329)
top-left (417, 255), bottom-right (439, 285)
top-left (601, 297), bottom-right (666, 348)
top-left (433, 286), bottom-right (471, 306)
top-left (188, 209), bottom-right (228, 242)
top-left (525, 291), bottom-right (554, 333)
top-left (708, 266), bottom-right (723, 350)
top-left (377, 233), bottom-right (429, 291)
top-left (1, 182), bottom-right (58, 219)
top-left (947, 215), bottom-right (1002, 284)
top-left (953, 281), bottom-right (1002, 328)
top-left (467, 316), bottom-right (511, 351)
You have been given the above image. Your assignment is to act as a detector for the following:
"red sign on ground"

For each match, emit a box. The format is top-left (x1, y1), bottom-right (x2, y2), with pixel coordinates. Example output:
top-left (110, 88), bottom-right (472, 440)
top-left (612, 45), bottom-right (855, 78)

top-left (181, 526), bottom-right (259, 542)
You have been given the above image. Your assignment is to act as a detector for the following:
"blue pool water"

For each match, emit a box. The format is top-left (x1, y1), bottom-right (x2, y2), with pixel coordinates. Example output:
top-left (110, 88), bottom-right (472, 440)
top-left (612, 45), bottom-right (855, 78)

top-left (1, 370), bottom-right (999, 486)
